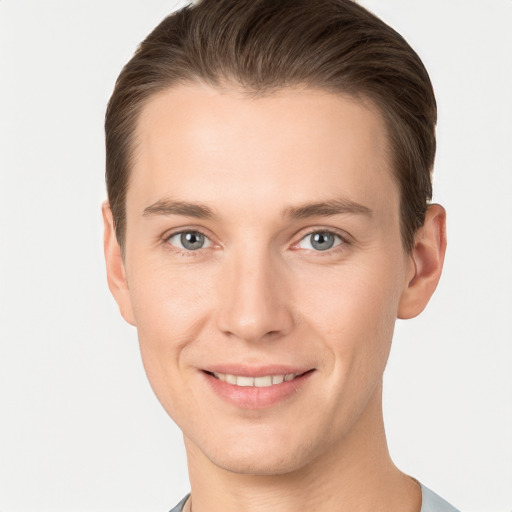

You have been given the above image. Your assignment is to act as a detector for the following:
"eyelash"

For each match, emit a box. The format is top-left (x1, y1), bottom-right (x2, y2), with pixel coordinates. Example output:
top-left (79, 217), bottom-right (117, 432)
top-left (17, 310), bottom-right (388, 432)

top-left (162, 228), bottom-right (350, 256)
top-left (163, 228), bottom-right (213, 257)
top-left (292, 228), bottom-right (349, 256)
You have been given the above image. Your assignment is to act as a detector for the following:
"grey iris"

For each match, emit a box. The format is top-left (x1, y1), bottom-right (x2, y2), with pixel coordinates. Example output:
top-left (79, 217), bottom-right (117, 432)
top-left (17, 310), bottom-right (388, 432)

top-left (181, 231), bottom-right (205, 250)
top-left (311, 232), bottom-right (335, 251)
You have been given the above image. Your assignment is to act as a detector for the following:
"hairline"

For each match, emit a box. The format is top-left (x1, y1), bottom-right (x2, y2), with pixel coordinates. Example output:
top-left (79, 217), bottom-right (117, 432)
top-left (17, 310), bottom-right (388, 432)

top-left (117, 80), bottom-right (407, 249)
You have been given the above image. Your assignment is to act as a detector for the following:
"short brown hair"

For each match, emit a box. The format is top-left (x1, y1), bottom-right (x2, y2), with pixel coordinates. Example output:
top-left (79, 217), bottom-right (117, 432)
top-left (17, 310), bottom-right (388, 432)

top-left (105, 0), bottom-right (436, 251)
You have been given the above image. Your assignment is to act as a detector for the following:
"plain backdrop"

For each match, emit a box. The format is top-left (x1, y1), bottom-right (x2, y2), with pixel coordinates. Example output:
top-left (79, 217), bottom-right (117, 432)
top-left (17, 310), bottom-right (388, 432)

top-left (1, 1), bottom-right (511, 511)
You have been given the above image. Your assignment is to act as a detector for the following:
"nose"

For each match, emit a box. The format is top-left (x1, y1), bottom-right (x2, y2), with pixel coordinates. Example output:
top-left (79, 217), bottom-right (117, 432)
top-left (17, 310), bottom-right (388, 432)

top-left (216, 248), bottom-right (294, 343)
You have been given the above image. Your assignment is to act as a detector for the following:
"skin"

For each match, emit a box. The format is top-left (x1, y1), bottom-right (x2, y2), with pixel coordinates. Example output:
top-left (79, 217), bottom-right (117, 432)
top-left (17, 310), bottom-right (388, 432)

top-left (103, 84), bottom-right (446, 512)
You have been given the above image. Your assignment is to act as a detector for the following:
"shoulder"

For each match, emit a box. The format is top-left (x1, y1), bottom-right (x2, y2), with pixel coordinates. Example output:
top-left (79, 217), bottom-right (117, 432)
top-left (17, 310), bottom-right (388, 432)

top-left (420, 483), bottom-right (460, 512)
top-left (169, 494), bottom-right (190, 512)
top-left (169, 487), bottom-right (460, 512)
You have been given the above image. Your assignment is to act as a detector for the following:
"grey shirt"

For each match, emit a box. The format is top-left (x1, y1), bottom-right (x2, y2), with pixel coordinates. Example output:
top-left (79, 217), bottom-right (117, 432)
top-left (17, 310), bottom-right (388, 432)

top-left (169, 483), bottom-right (460, 511)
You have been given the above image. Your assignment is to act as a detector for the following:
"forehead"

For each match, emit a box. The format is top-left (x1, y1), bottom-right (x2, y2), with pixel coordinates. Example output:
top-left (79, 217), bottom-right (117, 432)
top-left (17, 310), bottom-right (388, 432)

top-left (128, 84), bottom-right (397, 222)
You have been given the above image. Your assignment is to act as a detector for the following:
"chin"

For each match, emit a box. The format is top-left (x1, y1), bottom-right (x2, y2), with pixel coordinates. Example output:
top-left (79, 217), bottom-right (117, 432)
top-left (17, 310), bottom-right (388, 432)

top-left (209, 449), bottom-right (306, 476)
top-left (190, 428), bottom-right (326, 476)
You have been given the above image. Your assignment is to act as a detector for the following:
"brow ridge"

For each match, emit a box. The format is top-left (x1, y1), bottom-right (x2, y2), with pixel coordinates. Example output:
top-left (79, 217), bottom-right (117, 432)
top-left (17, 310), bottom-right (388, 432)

top-left (142, 197), bottom-right (372, 221)
top-left (286, 198), bottom-right (372, 219)
top-left (143, 200), bottom-right (215, 219)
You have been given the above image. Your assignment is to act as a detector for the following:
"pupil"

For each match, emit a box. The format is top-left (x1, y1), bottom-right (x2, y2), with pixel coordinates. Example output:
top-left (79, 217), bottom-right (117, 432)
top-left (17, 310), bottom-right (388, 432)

top-left (312, 232), bottom-right (334, 251)
top-left (181, 232), bottom-right (204, 250)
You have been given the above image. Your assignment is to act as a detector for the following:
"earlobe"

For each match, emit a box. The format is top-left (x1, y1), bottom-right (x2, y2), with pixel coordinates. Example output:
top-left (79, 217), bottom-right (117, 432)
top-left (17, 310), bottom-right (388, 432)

top-left (397, 204), bottom-right (447, 319)
top-left (102, 202), bottom-right (136, 326)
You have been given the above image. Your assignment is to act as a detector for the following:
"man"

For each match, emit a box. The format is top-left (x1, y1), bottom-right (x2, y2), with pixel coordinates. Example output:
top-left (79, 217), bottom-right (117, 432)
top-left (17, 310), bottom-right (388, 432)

top-left (102, 0), bottom-right (456, 510)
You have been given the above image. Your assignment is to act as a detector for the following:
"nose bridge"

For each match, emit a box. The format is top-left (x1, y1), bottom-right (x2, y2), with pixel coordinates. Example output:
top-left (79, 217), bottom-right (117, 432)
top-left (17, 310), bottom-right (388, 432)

top-left (216, 242), bottom-right (293, 342)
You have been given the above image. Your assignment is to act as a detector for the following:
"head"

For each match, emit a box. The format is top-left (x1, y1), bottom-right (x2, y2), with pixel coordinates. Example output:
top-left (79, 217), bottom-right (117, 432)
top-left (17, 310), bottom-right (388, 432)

top-left (106, 0), bottom-right (436, 254)
top-left (103, 0), bottom-right (446, 477)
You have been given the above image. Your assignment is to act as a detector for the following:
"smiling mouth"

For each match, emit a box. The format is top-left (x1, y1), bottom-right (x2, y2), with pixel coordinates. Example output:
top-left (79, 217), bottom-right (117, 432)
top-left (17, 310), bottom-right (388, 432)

top-left (206, 371), bottom-right (310, 387)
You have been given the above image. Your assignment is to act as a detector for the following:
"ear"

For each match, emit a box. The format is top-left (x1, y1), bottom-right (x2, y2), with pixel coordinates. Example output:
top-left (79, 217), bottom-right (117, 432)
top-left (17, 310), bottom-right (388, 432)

top-left (102, 201), bottom-right (136, 326)
top-left (398, 204), bottom-right (447, 319)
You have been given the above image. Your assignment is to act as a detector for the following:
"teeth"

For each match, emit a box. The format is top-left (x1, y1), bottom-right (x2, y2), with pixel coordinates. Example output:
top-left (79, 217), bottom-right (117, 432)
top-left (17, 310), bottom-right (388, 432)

top-left (225, 374), bottom-right (237, 385)
top-left (212, 372), bottom-right (300, 387)
top-left (237, 376), bottom-right (255, 387)
top-left (272, 375), bottom-right (284, 384)
top-left (254, 376), bottom-right (272, 387)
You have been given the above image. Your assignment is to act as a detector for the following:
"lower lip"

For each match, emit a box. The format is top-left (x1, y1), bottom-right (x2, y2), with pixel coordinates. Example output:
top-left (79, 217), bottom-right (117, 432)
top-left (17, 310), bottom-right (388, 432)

top-left (203, 371), bottom-right (314, 409)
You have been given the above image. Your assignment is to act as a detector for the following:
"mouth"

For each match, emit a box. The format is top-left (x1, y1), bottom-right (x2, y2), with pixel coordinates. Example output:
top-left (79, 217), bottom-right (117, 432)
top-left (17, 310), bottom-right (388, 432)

top-left (205, 371), bottom-right (308, 387)
top-left (202, 368), bottom-right (315, 409)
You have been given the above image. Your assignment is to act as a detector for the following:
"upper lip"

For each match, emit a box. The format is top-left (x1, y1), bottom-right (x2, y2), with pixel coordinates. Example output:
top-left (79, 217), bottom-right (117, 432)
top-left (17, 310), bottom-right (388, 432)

top-left (203, 365), bottom-right (314, 377)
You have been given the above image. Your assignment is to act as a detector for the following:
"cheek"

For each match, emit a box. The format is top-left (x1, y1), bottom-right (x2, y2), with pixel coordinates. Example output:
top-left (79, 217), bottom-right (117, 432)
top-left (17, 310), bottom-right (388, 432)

top-left (297, 260), bottom-right (402, 368)
top-left (285, 261), bottom-right (403, 438)
top-left (126, 260), bottom-right (216, 386)
top-left (129, 257), bottom-right (215, 330)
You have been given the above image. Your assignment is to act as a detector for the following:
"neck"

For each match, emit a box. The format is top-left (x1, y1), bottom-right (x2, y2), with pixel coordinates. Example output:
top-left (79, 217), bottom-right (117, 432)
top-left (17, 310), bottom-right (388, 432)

top-left (184, 384), bottom-right (421, 512)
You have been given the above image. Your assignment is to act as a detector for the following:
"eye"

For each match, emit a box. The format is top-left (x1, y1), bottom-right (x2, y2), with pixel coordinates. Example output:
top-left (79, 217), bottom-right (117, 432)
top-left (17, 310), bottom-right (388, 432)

top-left (166, 230), bottom-right (211, 251)
top-left (297, 231), bottom-right (344, 251)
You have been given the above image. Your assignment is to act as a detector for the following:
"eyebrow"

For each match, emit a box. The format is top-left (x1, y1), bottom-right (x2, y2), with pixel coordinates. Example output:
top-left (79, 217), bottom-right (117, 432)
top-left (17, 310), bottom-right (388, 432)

top-left (285, 198), bottom-right (372, 219)
top-left (143, 200), bottom-right (215, 219)
top-left (142, 197), bottom-right (372, 220)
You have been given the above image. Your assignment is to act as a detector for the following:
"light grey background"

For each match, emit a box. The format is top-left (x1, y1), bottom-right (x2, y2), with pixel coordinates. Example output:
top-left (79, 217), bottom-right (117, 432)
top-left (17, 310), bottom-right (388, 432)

top-left (1, 1), bottom-right (511, 511)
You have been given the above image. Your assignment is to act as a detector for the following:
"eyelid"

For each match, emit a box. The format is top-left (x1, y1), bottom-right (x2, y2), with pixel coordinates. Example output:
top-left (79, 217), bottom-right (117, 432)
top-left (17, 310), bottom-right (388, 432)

top-left (162, 227), bottom-right (216, 252)
top-left (160, 225), bottom-right (351, 253)
top-left (291, 227), bottom-right (351, 251)
top-left (168, 231), bottom-right (211, 249)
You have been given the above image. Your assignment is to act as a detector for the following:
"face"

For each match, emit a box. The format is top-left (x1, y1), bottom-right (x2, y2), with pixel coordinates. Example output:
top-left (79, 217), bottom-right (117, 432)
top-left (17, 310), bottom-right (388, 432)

top-left (106, 84), bottom-right (421, 475)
